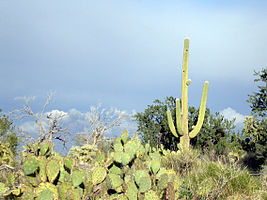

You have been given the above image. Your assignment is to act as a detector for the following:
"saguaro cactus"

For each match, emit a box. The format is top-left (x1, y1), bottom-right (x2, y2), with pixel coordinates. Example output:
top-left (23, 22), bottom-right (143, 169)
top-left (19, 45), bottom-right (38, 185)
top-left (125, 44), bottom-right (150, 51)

top-left (166, 38), bottom-right (209, 150)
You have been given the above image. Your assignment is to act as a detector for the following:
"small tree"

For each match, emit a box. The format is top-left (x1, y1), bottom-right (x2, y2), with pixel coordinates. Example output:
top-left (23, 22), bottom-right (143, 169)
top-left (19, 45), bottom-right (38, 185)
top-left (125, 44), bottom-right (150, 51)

top-left (12, 94), bottom-right (69, 149)
top-left (247, 68), bottom-right (267, 118)
top-left (75, 104), bottom-right (127, 147)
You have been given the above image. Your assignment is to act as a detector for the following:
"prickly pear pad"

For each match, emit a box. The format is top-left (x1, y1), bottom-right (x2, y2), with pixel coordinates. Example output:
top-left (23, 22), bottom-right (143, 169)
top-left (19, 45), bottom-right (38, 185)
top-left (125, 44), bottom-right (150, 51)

top-left (23, 156), bottom-right (39, 175)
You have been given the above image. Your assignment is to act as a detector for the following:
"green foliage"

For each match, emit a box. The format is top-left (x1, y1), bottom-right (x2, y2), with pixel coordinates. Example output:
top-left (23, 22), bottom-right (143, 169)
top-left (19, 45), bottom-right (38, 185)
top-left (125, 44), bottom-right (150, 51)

top-left (242, 116), bottom-right (267, 171)
top-left (242, 68), bottom-right (267, 172)
top-left (189, 107), bottom-right (241, 156)
top-left (134, 96), bottom-right (179, 150)
top-left (134, 97), bottom-right (240, 155)
top-left (247, 68), bottom-right (267, 118)
top-left (0, 109), bottom-right (19, 156)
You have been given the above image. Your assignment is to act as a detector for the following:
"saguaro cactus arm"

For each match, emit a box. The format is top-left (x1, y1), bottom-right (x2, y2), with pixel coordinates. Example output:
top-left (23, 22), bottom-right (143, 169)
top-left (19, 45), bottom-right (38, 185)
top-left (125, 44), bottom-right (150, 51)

top-left (189, 81), bottom-right (209, 138)
top-left (166, 99), bottom-right (183, 137)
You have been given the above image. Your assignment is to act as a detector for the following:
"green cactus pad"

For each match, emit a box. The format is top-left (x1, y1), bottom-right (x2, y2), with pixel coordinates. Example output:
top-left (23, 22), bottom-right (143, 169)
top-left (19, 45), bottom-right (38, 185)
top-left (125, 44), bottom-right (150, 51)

top-left (138, 176), bottom-right (151, 193)
top-left (39, 142), bottom-right (51, 156)
top-left (36, 189), bottom-right (54, 200)
top-left (124, 140), bottom-right (138, 159)
top-left (35, 182), bottom-right (58, 200)
top-left (114, 142), bottom-right (124, 152)
top-left (144, 190), bottom-right (160, 200)
top-left (71, 170), bottom-right (84, 187)
top-left (125, 180), bottom-right (138, 200)
top-left (107, 173), bottom-right (123, 189)
top-left (121, 129), bottom-right (129, 144)
top-left (134, 170), bottom-right (149, 186)
top-left (149, 160), bottom-right (160, 174)
top-left (105, 157), bottom-right (114, 168)
top-left (92, 166), bottom-right (106, 185)
top-left (26, 174), bottom-right (41, 187)
top-left (109, 164), bottom-right (122, 177)
top-left (46, 159), bottom-right (60, 183)
top-left (58, 182), bottom-right (72, 199)
top-left (23, 156), bottom-right (39, 175)
top-left (113, 151), bottom-right (123, 163)
top-left (155, 168), bottom-right (167, 180)
top-left (63, 157), bottom-right (74, 170)
top-left (122, 152), bottom-right (131, 165)
top-left (135, 170), bottom-right (151, 193)
top-left (96, 151), bottom-right (106, 164)
top-left (38, 156), bottom-right (47, 182)
top-left (70, 187), bottom-right (81, 199)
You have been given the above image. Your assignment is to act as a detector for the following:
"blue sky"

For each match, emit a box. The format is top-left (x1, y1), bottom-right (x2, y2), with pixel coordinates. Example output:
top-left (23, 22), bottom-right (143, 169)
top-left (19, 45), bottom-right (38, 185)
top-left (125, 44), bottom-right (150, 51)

top-left (0, 0), bottom-right (267, 142)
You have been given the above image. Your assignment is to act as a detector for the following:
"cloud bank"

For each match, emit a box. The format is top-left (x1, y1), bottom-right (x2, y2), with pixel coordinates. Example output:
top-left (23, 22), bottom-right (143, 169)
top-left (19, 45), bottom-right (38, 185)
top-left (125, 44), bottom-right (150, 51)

top-left (220, 107), bottom-right (246, 126)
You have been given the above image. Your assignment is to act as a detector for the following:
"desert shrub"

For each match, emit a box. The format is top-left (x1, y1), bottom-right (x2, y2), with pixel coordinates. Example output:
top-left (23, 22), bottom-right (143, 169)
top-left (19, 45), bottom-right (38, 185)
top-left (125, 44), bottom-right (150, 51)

top-left (160, 147), bottom-right (200, 175)
top-left (187, 160), bottom-right (262, 199)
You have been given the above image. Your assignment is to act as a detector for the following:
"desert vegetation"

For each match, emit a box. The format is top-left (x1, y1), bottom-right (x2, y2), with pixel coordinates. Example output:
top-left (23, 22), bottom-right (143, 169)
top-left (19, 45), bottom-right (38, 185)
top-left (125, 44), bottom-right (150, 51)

top-left (0, 39), bottom-right (266, 199)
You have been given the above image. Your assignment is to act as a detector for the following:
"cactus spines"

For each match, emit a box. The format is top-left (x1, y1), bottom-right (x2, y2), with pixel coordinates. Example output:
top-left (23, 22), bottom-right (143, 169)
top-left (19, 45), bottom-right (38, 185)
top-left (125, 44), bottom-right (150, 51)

top-left (166, 38), bottom-right (209, 150)
top-left (92, 166), bottom-right (107, 185)
top-left (23, 156), bottom-right (39, 175)
top-left (46, 159), bottom-right (60, 183)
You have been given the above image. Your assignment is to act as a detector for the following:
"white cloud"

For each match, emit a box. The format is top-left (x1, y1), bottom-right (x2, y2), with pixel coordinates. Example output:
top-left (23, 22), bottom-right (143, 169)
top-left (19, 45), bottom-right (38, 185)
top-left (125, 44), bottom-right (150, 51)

top-left (220, 107), bottom-right (245, 125)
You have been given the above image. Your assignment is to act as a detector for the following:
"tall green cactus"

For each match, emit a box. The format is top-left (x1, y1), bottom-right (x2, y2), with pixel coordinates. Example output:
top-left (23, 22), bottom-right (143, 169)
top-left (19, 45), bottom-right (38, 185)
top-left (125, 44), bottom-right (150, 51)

top-left (166, 38), bottom-right (209, 150)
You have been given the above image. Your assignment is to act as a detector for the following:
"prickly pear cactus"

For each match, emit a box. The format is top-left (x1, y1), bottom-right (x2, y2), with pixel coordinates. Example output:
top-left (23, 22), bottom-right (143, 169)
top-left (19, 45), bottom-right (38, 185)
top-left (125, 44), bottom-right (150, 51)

top-left (71, 169), bottom-right (84, 187)
top-left (23, 156), bottom-right (39, 175)
top-left (92, 166), bottom-right (107, 185)
top-left (46, 159), bottom-right (60, 183)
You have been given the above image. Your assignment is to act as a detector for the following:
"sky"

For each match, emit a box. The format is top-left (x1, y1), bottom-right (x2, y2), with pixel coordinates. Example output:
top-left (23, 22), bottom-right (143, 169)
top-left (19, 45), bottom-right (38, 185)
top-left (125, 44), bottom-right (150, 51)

top-left (0, 0), bottom-right (266, 148)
